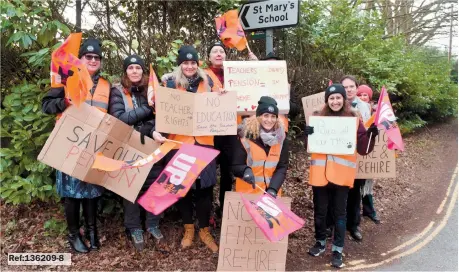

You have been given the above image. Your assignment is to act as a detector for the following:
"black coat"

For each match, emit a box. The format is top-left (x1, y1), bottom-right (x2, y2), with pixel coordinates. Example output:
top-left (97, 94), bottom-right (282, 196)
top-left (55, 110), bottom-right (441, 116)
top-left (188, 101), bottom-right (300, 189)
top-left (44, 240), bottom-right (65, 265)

top-left (231, 135), bottom-right (289, 193)
top-left (42, 86), bottom-right (68, 114)
top-left (108, 85), bottom-right (161, 184)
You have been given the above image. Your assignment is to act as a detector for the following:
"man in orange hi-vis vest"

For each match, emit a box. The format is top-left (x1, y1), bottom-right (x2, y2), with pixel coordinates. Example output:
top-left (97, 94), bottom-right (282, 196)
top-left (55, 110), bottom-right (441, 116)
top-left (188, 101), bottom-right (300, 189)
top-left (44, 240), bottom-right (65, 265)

top-left (42, 37), bottom-right (110, 254)
top-left (231, 96), bottom-right (289, 198)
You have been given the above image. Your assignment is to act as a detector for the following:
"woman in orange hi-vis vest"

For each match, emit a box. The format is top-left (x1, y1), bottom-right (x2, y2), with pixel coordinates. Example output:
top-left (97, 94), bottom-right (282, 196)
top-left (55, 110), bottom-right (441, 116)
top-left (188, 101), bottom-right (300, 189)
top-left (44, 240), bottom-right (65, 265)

top-left (42, 38), bottom-right (109, 254)
top-left (108, 55), bottom-right (164, 252)
top-left (153, 45), bottom-right (223, 253)
top-left (231, 96), bottom-right (289, 198)
top-left (304, 84), bottom-right (378, 268)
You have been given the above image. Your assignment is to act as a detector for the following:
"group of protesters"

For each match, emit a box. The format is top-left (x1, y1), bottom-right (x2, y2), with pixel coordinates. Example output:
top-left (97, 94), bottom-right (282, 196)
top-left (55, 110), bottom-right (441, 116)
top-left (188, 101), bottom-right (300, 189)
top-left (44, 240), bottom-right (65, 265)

top-left (42, 37), bottom-right (382, 269)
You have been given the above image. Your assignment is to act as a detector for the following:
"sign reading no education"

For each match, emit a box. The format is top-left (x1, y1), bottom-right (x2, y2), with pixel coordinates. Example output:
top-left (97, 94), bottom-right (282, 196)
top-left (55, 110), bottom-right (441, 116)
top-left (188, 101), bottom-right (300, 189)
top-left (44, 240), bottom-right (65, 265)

top-left (239, 0), bottom-right (300, 31)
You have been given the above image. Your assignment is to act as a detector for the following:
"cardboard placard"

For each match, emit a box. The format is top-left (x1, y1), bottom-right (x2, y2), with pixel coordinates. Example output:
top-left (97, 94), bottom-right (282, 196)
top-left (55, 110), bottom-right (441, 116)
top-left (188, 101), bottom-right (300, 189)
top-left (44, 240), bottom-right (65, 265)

top-left (356, 129), bottom-right (396, 179)
top-left (223, 61), bottom-right (290, 114)
top-left (37, 103), bottom-right (159, 202)
top-left (155, 87), bottom-right (237, 136)
top-left (301, 92), bottom-right (325, 120)
top-left (217, 192), bottom-right (291, 272)
top-left (307, 116), bottom-right (357, 155)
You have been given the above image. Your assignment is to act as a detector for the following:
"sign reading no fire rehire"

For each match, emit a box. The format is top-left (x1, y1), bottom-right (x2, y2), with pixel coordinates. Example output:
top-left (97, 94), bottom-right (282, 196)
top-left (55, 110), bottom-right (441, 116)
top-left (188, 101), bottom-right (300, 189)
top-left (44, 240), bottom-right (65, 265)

top-left (239, 0), bottom-right (300, 31)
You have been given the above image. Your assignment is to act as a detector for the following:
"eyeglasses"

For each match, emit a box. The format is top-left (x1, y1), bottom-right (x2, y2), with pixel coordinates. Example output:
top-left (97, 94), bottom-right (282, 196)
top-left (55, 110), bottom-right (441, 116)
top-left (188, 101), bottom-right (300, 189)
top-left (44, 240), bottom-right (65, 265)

top-left (84, 54), bottom-right (101, 61)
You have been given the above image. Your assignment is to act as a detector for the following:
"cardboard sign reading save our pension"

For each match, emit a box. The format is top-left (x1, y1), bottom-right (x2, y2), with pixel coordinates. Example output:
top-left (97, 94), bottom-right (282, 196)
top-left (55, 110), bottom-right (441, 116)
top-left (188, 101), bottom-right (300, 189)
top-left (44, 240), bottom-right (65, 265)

top-left (217, 192), bottom-right (291, 272)
top-left (356, 128), bottom-right (396, 179)
top-left (37, 103), bottom-right (160, 203)
top-left (223, 61), bottom-right (290, 114)
top-left (301, 92), bottom-right (325, 119)
top-left (155, 87), bottom-right (237, 136)
top-left (307, 116), bottom-right (357, 155)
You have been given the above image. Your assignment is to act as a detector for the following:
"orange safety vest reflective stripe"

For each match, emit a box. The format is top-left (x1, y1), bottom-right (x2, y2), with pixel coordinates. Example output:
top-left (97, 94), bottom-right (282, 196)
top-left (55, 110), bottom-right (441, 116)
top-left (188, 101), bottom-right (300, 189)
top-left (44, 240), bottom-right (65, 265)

top-left (235, 138), bottom-right (283, 196)
top-left (118, 87), bottom-right (134, 111)
top-left (167, 81), bottom-right (214, 148)
top-left (204, 68), bottom-right (223, 89)
top-left (56, 77), bottom-right (110, 120)
top-left (308, 120), bottom-right (359, 188)
top-left (237, 114), bottom-right (289, 133)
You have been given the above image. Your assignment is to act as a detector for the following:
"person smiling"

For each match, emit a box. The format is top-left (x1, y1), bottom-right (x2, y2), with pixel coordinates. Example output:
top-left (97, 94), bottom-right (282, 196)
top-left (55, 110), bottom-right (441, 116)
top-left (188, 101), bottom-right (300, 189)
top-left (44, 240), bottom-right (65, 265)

top-left (231, 96), bottom-right (289, 198)
top-left (42, 38), bottom-right (110, 254)
top-left (154, 45), bottom-right (222, 253)
top-left (108, 55), bottom-right (164, 252)
top-left (304, 84), bottom-right (378, 268)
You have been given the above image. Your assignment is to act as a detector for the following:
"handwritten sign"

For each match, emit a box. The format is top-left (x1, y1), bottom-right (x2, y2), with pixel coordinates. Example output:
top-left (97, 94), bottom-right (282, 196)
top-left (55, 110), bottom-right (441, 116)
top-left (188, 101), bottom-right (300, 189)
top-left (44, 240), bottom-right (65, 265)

top-left (217, 192), bottom-right (291, 272)
top-left (356, 129), bottom-right (396, 179)
top-left (223, 61), bottom-right (290, 114)
top-left (301, 92), bottom-right (325, 120)
top-left (38, 103), bottom-right (159, 202)
top-left (307, 116), bottom-right (357, 155)
top-left (155, 87), bottom-right (237, 136)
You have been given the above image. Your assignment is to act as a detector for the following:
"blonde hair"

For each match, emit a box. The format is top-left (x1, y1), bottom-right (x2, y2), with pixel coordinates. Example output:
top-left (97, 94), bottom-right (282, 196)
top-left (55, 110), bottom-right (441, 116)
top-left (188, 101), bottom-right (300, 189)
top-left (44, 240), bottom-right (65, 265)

top-left (242, 115), bottom-right (281, 139)
top-left (172, 65), bottom-right (210, 90)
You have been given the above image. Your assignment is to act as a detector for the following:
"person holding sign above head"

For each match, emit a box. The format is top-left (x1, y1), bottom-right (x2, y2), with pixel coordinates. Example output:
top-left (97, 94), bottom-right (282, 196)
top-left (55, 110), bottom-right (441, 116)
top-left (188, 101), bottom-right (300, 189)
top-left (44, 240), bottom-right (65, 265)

top-left (231, 96), bottom-right (289, 197)
top-left (203, 42), bottom-right (234, 217)
top-left (340, 75), bottom-right (372, 241)
top-left (154, 45), bottom-right (222, 253)
top-left (108, 55), bottom-right (164, 252)
top-left (304, 84), bottom-right (378, 268)
top-left (42, 38), bottom-right (109, 254)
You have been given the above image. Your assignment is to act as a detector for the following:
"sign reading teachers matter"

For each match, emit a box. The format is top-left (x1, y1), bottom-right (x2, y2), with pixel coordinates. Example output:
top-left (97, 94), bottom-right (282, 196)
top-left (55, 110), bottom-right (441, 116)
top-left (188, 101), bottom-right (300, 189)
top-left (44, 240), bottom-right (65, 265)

top-left (217, 192), bottom-right (291, 271)
top-left (155, 87), bottom-right (237, 136)
top-left (356, 129), bottom-right (396, 179)
top-left (307, 116), bottom-right (357, 155)
top-left (223, 61), bottom-right (290, 114)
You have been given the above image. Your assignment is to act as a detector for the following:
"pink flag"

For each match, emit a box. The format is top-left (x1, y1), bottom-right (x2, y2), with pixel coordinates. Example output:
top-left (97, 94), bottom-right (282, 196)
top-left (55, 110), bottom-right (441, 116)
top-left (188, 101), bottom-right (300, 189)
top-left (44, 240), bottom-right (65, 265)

top-left (241, 193), bottom-right (305, 242)
top-left (374, 86), bottom-right (404, 151)
top-left (138, 144), bottom-right (219, 215)
top-left (328, 80), bottom-right (333, 86)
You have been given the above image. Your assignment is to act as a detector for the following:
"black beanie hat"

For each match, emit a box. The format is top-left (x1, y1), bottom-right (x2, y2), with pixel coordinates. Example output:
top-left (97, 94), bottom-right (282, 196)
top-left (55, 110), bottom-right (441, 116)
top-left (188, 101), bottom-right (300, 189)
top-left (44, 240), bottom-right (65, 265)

top-left (256, 96), bottom-right (279, 117)
top-left (177, 45), bottom-right (199, 65)
top-left (325, 84), bottom-right (347, 101)
top-left (207, 42), bottom-right (226, 57)
top-left (78, 38), bottom-right (102, 58)
top-left (123, 54), bottom-right (146, 72)
top-left (262, 52), bottom-right (281, 60)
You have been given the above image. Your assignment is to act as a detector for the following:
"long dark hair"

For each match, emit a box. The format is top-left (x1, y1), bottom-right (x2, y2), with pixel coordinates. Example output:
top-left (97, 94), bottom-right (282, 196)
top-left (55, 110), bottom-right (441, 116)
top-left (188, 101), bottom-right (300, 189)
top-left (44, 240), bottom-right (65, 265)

top-left (319, 99), bottom-right (356, 117)
top-left (120, 73), bottom-right (149, 98)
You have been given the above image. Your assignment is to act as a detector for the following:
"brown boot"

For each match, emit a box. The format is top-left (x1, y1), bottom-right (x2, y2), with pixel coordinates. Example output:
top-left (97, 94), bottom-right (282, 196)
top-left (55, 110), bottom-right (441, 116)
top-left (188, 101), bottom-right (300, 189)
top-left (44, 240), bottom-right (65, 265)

top-left (199, 227), bottom-right (218, 253)
top-left (181, 224), bottom-right (194, 248)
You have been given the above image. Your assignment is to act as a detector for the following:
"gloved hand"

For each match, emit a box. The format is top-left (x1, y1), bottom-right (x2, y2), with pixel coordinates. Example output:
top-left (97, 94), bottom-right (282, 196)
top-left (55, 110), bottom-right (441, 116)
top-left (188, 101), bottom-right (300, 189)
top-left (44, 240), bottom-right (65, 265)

top-left (366, 123), bottom-right (379, 138)
top-left (242, 168), bottom-right (255, 189)
top-left (139, 124), bottom-right (153, 144)
top-left (266, 188), bottom-right (278, 198)
top-left (304, 125), bottom-right (314, 135)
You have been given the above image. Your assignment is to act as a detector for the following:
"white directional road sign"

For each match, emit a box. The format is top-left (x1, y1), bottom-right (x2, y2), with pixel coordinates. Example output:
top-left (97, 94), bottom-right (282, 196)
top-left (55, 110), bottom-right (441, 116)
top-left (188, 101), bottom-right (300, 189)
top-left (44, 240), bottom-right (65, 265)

top-left (239, 0), bottom-right (300, 31)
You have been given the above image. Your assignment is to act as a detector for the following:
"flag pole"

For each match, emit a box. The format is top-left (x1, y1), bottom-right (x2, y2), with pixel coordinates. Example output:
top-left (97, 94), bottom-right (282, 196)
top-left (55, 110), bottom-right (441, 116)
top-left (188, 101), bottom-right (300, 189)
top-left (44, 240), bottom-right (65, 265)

top-left (246, 41), bottom-right (252, 53)
top-left (366, 132), bottom-right (373, 153)
top-left (255, 183), bottom-right (267, 194)
top-left (166, 139), bottom-right (183, 145)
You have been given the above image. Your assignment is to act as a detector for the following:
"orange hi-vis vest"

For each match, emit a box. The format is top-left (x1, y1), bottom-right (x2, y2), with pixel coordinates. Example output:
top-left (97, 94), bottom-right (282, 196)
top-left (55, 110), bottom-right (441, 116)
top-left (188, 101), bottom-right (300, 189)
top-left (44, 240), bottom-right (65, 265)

top-left (204, 68), bottom-right (223, 89)
top-left (167, 81), bottom-right (214, 148)
top-left (237, 115), bottom-right (289, 133)
top-left (118, 87), bottom-right (134, 111)
top-left (56, 77), bottom-right (110, 120)
top-left (308, 119), bottom-right (359, 188)
top-left (235, 138), bottom-right (283, 196)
